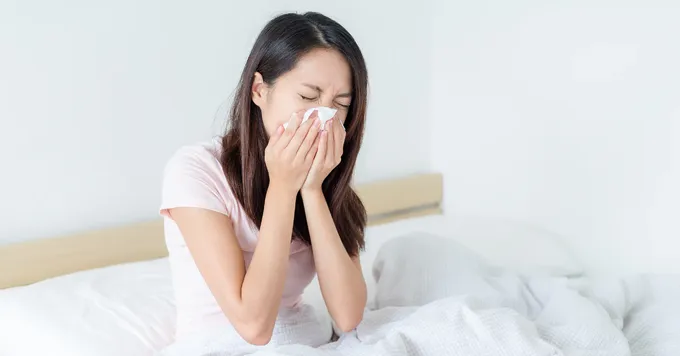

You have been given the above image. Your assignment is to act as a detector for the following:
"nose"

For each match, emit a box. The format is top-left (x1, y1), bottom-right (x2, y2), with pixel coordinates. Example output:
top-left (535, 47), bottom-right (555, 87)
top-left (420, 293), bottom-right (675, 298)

top-left (319, 96), bottom-right (334, 109)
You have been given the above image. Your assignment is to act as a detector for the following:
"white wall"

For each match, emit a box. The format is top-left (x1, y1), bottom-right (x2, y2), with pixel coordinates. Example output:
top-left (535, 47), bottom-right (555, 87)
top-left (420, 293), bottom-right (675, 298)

top-left (7, 0), bottom-right (676, 276)
top-left (431, 1), bottom-right (680, 274)
top-left (0, 1), bottom-right (431, 243)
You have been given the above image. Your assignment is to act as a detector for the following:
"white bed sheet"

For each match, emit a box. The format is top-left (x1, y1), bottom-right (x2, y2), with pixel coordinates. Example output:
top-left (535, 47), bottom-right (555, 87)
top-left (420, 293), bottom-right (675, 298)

top-left (0, 215), bottom-right (673, 356)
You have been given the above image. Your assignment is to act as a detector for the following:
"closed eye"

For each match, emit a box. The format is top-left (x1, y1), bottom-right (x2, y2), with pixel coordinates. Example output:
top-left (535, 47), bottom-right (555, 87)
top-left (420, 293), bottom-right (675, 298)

top-left (299, 94), bottom-right (318, 101)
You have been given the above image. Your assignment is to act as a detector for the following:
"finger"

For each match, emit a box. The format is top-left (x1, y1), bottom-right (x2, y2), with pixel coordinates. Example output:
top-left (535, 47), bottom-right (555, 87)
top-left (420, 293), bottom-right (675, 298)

top-left (286, 110), bottom-right (317, 151)
top-left (313, 131), bottom-right (328, 167)
top-left (296, 117), bottom-right (321, 161)
top-left (325, 120), bottom-right (335, 165)
top-left (268, 125), bottom-right (285, 145)
top-left (305, 132), bottom-right (322, 164)
top-left (276, 111), bottom-right (303, 150)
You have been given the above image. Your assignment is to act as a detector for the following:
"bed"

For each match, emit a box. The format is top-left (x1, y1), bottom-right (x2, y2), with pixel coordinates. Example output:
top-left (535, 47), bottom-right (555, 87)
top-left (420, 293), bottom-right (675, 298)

top-left (1, 173), bottom-right (679, 356)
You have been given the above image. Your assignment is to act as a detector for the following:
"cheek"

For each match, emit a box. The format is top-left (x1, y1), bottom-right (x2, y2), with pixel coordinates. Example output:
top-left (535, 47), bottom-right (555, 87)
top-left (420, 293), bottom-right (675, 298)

top-left (260, 94), bottom-right (300, 134)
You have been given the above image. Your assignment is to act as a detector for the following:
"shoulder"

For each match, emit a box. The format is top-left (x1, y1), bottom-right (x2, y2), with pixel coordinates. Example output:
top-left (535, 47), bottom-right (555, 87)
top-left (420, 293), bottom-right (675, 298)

top-left (160, 138), bottom-right (235, 217)
top-left (163, 139), bottom-right (223, 176)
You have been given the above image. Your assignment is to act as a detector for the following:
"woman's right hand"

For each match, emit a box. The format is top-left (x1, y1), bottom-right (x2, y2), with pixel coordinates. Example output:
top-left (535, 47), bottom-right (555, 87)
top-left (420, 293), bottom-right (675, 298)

top-left (265, 110), bottom-right (321, 195)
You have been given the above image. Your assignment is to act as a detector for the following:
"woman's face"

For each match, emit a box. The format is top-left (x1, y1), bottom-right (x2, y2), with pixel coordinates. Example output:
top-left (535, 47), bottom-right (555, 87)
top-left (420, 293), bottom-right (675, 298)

top-left (252, 48), bottom-right (352, 137)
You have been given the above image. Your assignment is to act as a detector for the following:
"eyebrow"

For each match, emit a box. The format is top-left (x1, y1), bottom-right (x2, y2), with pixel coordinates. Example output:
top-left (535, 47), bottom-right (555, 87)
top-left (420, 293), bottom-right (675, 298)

top-left (302, 83), bottom-right (352, 98)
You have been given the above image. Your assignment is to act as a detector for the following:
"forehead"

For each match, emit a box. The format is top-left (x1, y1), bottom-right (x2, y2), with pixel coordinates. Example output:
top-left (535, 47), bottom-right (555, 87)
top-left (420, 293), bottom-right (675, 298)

top-left (280, 48), bottom-right (352, 91)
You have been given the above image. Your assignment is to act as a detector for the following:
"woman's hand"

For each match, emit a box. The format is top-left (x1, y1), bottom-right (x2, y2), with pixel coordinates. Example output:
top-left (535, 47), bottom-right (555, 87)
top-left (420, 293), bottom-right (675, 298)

top-left (302, 115), bottom-right (345, 193)
top-left (265, 110), bottom-right (321, 196)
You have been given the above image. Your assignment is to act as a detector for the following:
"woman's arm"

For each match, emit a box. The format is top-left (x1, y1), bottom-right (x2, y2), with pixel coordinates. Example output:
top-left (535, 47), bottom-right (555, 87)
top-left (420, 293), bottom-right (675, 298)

top-left (301, 118), bottom-right (367, 332)
top-left (169, 183), bottom-right (296, 345)
top-left (301, 189), bottom-right (367, 332)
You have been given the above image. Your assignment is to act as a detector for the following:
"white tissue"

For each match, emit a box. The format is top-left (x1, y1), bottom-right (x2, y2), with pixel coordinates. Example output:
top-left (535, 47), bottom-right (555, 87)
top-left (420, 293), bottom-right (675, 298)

top-left (283, 107), bottom-right (338, 130)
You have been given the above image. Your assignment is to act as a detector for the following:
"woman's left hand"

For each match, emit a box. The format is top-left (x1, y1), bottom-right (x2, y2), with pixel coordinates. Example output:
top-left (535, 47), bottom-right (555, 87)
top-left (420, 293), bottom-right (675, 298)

top-left (302, 116), bottom-right (345, 193)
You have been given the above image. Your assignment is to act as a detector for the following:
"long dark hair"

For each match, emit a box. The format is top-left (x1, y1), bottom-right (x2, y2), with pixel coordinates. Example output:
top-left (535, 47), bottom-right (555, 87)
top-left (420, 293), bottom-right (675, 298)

top-left (220, 12), bottom-right (368, 257)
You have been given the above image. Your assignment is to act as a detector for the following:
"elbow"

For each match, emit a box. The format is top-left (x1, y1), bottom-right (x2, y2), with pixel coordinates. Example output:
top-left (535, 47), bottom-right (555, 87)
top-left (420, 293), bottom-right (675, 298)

top-left (234, 320), bottom-right (274, 346)
top-left (335, 310), bottom-right (364, 333)
top-left (218, 299), bottom-right (275, 345)
top-left (333, 289), bottom-right (367, 333)
top-left (240, 324), bottom-right (273, 346)
top-left (244, 332), bottom-right (273, 346)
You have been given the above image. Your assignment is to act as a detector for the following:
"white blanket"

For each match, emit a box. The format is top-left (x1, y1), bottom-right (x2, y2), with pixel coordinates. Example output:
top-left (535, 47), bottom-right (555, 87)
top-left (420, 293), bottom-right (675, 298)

top-left (160, 276), bottom-right (635, 356)
top-left (295, 277), bottom-right (636, 356)
top-left (158, 234), bottom-right (679, 356)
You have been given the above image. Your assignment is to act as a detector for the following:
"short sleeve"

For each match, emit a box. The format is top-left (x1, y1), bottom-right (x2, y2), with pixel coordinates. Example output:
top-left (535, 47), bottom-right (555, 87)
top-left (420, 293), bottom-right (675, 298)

top-left (159, 145), bottom-right (232, 219)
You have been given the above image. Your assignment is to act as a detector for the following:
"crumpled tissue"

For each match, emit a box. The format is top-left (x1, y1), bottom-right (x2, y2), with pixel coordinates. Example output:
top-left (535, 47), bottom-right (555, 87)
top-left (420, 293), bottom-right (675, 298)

top-left (283, 107), bottom-right (338, 130)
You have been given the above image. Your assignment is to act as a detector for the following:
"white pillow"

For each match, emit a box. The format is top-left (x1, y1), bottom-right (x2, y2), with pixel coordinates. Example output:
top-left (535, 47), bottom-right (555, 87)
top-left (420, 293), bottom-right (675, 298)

top-left (0, 259), bottom-right (175, 356)
top-left (370, 232), bottom-right (543, 316)
top-left (371, 232), bottom-right (495, 309)
top-left (363, 215), bottom-right (583, 277)
top-left (444, 216), bottom-right (583, 277)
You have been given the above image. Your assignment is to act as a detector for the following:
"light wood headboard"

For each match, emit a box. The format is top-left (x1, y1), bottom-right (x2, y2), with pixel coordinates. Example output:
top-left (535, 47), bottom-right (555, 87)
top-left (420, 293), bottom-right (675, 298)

top-left (0, 173), bottom-right (442, 289)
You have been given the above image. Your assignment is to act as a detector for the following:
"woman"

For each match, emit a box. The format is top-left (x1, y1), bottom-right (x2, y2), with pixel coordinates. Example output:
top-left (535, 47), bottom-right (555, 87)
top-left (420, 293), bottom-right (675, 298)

top-left (159, 11), bottom-right (369, 352)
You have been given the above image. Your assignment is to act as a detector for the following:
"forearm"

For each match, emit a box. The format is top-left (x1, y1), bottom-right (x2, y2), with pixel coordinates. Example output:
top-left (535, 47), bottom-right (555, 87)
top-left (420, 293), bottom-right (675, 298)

top-left (239, 184), bottom-right (296, 331)
top-left (301, 189), bottom-right (367, 331)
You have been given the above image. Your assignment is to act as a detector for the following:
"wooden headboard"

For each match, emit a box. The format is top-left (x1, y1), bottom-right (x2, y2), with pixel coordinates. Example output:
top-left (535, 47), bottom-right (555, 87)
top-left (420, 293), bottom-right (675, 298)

top-left (0, 173), bottom-right (442, 289)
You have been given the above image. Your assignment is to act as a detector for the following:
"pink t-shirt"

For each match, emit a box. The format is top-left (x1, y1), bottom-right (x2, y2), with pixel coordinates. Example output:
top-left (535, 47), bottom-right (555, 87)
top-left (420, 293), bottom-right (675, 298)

top-left (159, 139), bottom-right (316, 339)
